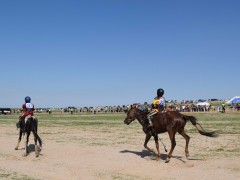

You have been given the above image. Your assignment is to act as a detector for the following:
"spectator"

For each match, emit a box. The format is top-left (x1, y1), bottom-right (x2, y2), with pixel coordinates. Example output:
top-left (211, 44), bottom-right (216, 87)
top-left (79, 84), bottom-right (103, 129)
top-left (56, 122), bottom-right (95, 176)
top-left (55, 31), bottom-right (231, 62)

top-left (221, 103), bottom-right (225, 113)
top-left (217, 104), bottom-right (221, 112)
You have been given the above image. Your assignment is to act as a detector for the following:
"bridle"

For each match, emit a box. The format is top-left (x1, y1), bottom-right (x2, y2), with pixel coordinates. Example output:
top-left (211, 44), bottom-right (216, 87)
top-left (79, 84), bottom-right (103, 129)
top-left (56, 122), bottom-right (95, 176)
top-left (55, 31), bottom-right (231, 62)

top-left (125, 107), bottom-right (147, 126)
top-left (124, 117), bottom-right (135, 125)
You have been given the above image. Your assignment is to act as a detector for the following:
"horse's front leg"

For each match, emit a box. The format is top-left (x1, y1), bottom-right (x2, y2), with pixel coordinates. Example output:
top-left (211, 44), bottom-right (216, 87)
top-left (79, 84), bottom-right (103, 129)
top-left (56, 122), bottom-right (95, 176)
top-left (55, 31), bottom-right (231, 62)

top-left (144, 133), bottom-right (154, 152)
top-left (166, 131), bottom-right (176, 163)
top-left (15, 130), bottom-right (23, 150)
top-left (153, 135), bottom-right (160, 161)
top-left (23, 132), bottom-right (30, 157)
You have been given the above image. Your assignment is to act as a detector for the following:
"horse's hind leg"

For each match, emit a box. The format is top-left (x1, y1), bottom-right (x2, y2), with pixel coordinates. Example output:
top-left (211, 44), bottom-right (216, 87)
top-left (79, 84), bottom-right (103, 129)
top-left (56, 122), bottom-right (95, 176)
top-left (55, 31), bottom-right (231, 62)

top-left (33, 132), bottom-right (39, 157)
top-left (23, 132), bottom-right (30, 157)
top-left (179, 130), bottom-right (190, 158)
top-left (15, 131), bottom-right (23, 150)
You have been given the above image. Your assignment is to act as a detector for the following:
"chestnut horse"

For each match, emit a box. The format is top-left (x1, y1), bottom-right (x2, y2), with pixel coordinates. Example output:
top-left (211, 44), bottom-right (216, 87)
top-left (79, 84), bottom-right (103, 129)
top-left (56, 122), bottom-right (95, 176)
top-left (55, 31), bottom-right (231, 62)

top-left (15, 116), bottom-right (42, 157)
top-left (124, 106), bottom-right (218, 163)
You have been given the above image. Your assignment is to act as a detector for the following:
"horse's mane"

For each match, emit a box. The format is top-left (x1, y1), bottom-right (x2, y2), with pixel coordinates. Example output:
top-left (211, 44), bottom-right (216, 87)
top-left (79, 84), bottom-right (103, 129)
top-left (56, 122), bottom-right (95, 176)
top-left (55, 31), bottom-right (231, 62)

top-left (136, 105), bottom-right (149, 114)
top-left (133, 106), bottom-right (149, 126)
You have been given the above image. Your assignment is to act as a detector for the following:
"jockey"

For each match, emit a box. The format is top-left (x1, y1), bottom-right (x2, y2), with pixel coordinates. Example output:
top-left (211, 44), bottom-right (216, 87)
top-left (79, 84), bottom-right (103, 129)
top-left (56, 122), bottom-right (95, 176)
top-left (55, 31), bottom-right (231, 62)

top-left (18, 96), bottom-right (35, 130)
top-left (147, 88), bottom-right (165, 127)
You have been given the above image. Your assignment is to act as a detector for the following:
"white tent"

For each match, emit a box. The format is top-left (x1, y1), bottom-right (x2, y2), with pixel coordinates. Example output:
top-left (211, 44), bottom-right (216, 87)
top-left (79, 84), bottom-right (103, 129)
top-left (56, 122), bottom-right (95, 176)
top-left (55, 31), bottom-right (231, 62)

top-left (226, 96), bottom-right (240, 104)
top-left (196, 102), bottom-right (210, 107)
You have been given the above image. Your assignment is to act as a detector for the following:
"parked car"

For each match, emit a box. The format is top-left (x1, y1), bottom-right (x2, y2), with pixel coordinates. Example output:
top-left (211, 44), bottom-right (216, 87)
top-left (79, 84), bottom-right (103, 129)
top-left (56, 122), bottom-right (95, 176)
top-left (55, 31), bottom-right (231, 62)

top-left (0, 108), bottom-right (11, 115)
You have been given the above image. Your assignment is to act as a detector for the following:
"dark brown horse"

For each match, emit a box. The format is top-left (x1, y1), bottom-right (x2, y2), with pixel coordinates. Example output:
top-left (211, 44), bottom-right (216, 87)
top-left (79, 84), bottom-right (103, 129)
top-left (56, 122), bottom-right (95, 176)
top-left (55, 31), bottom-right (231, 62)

top-left (124, 106), bottom-right (218, 163)
top-left (15, 116), bottom-right (42, 157)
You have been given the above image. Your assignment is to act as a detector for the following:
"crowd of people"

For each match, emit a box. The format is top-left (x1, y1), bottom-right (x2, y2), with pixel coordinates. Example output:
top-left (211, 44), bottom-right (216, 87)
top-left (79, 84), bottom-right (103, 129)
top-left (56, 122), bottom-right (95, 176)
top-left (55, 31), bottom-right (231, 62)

top-left (4, 101), bottom-right (239, 115)
top-left (231, 102), bottom-right (240, 111)
top-left (2, 94), bottom-right (240, 116)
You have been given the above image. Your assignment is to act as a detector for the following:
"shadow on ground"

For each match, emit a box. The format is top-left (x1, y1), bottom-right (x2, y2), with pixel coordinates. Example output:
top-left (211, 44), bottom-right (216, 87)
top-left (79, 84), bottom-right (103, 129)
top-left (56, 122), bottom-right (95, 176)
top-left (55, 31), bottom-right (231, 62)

top-left (120, 150), bottom-right (204, 163)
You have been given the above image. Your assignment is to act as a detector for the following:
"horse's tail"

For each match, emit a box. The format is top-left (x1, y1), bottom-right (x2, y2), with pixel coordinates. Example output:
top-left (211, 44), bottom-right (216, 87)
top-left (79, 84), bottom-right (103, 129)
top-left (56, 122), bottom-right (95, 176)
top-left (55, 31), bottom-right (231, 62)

top-left (184, 115), bottom-right (219, 137)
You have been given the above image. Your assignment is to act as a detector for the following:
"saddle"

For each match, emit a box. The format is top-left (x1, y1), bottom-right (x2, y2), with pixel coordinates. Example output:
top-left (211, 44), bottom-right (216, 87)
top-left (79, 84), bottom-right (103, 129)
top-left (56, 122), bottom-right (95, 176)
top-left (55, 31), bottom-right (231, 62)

top-left (16, 115), bottom-right (37, 132)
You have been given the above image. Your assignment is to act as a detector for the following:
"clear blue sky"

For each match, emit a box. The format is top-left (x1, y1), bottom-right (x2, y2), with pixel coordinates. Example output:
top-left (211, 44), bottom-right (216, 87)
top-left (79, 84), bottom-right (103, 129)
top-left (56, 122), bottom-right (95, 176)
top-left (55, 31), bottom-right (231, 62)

top-left (0, 0), bottom-right (239, 108)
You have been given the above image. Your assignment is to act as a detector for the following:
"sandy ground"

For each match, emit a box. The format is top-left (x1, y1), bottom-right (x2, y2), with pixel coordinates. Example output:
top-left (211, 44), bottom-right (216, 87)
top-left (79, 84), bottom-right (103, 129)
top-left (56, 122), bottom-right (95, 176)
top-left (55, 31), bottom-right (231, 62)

top-left (0, 124), bottom-right (240, 180)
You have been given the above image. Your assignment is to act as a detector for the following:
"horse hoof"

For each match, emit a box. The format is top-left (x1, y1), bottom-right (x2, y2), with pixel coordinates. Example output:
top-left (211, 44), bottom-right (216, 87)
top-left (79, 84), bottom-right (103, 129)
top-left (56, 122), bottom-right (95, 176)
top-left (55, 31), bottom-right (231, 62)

top-left (15, 147), bottom-right (18, 150)
top-left (22, 153), bottom-right (28, 157)
top-left (165, 158), bottom-right (170, 163)
top-left (149, 149), bottom-right (155, 153)
top-left (35, 151), bottom-right (39, 157)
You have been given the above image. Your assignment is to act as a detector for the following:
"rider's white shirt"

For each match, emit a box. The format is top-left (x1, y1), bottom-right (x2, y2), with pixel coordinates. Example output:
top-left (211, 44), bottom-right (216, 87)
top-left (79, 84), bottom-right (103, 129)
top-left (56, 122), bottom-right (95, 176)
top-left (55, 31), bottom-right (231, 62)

top-left (159, 97), bottom-right (165, 106)
top-left (26, 103), bottom-right (34, 109)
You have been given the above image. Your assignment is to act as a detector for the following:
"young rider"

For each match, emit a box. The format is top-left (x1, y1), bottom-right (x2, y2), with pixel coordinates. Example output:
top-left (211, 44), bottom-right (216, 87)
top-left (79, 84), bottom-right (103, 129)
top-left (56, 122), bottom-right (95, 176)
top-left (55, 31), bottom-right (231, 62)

top-left (147, 88), bottom-right (165, 127)
top-left (18, 96), bottom-right (35, 130)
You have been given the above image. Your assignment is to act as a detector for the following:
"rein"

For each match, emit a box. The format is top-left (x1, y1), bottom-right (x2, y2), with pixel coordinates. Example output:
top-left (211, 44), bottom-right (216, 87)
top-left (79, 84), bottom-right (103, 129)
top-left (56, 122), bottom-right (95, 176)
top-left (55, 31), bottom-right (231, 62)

top-left (135, 110), bottom-right (149, 131)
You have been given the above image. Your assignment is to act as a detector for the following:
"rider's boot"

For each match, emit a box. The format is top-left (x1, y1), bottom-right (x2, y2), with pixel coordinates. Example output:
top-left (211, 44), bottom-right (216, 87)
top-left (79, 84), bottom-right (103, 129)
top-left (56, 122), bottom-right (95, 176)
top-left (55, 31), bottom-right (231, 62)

top-left (147, 115), bottom-right (153, 128)
top-left (148, 122), bottom-right (155, 136)
top-left (148, 118), bottom-right (153, 127)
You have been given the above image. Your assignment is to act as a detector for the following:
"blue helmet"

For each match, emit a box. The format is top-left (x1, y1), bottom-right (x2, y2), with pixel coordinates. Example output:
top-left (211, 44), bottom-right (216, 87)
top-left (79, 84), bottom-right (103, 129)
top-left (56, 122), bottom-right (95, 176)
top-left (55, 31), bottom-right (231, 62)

top-left (25, 96), bottom-right (31, 103)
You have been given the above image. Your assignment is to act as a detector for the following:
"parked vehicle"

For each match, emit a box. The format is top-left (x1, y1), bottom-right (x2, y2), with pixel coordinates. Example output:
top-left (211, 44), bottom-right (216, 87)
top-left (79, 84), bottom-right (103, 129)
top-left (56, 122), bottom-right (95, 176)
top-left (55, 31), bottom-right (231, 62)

top-left (0, 108), bottom-right (11, 115)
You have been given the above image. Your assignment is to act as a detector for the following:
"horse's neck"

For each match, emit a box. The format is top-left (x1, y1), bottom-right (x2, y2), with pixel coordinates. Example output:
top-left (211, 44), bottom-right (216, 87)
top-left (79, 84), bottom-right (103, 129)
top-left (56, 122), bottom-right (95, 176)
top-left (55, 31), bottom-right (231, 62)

top-left (136, 113), bottom-right (148, 128)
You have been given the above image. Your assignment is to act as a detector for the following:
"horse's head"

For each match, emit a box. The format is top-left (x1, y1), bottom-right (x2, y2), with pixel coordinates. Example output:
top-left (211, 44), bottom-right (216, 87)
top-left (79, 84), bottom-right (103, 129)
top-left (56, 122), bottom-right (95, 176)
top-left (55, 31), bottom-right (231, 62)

top-left (124, 105), bottom-right (148, 125)
top-left (124, 108), bottom-right (138, 125)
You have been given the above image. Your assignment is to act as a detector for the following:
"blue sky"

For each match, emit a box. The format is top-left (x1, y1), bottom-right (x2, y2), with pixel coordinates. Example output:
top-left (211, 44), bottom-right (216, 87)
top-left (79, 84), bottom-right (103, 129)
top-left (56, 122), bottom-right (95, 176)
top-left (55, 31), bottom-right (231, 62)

top-left (0, 0), bottom-right (239, 108)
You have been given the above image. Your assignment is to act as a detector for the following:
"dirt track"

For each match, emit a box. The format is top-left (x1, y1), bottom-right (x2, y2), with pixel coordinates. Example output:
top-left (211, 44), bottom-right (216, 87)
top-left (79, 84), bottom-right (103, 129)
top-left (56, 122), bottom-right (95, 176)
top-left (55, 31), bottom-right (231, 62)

top-left (0, 123), bottom-right (239, 180)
